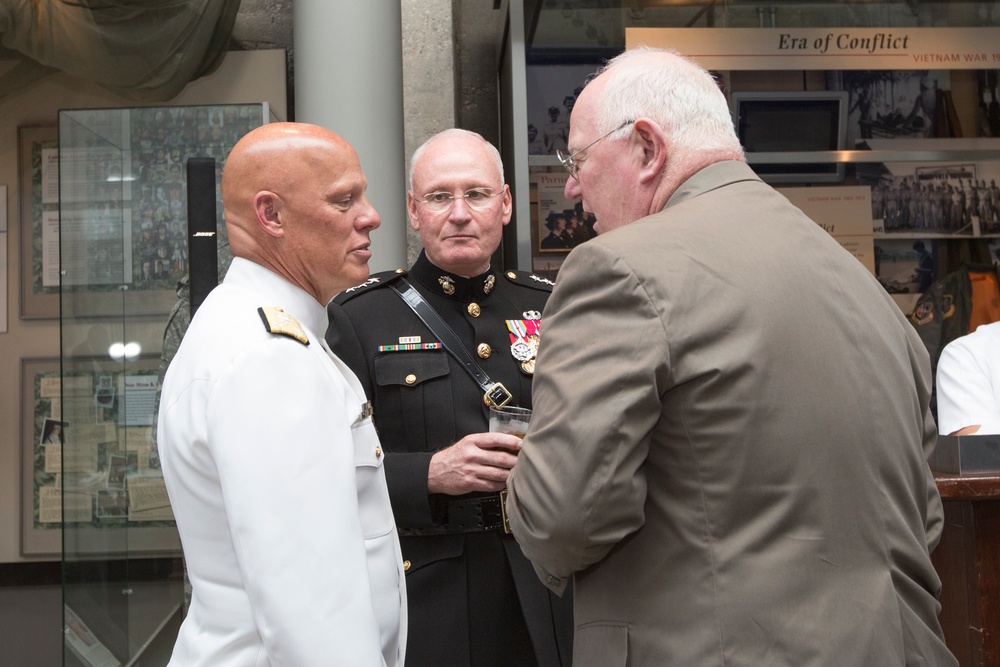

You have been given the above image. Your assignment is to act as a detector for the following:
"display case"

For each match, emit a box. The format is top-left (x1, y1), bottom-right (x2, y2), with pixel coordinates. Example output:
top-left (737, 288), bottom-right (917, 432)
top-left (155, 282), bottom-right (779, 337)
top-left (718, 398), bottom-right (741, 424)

top-left (49, 103), bottom-right (276, 666)
top-left (499, 0), bottom-right (1000, 292)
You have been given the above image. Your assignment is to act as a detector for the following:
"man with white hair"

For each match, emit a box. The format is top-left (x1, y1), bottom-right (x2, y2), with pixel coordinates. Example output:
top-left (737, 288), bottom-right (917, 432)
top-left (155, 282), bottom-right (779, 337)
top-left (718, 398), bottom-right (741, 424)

top-left (506, 48), bottom-right (955, 666)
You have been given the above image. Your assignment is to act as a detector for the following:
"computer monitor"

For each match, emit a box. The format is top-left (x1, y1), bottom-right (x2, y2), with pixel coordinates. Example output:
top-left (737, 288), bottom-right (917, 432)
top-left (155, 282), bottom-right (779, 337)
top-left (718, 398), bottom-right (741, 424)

top-left (730, 90), bottom-right (849, 184)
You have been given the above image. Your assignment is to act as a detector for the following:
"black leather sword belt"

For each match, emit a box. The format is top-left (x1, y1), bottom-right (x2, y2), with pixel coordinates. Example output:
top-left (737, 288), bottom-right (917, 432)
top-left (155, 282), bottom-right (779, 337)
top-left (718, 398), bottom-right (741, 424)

top-left (398, 492), bottom-right (511, 536)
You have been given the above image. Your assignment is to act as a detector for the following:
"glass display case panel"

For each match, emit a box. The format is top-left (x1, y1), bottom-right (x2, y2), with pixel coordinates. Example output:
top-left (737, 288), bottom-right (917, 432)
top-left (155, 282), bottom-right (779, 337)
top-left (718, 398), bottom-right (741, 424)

top-left (57, 103), bottom-right (275, 667)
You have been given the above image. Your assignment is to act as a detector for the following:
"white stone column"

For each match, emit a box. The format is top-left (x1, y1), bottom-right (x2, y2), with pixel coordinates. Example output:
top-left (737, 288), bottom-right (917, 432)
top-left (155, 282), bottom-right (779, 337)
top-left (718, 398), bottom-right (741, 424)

top-left (294, 0), bottom-right (407, 272)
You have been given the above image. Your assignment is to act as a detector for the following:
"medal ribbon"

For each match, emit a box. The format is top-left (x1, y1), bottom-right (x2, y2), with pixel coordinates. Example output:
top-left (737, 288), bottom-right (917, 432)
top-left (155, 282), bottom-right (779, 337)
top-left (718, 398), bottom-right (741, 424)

top-left (506, 319), bottom-right (527, 343)
top-left (505, 319), bottom-right (540, 342)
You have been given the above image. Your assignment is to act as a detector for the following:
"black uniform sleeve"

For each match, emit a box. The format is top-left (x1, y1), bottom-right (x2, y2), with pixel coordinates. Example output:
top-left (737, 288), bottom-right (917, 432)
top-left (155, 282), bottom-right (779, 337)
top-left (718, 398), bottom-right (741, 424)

top-left (326, 301), bottom-right (374, 396)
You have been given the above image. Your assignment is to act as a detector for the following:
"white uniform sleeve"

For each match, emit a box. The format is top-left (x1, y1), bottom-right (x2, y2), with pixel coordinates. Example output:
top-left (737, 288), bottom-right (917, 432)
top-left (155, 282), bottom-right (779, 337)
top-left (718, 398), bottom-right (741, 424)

top-left (937, 336), bottom-right (1000, 436)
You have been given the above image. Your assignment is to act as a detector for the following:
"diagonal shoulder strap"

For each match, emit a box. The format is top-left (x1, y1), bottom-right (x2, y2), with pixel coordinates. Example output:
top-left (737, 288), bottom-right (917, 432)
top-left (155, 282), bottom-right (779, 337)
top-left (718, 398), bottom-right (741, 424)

top-left (390, 278), bottom-right (512, 407)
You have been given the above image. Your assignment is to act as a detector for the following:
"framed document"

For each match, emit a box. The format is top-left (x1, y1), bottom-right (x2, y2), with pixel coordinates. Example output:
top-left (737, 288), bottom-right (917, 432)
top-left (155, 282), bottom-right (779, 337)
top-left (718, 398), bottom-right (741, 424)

top-left (20, 356), bottom-right (180, 556)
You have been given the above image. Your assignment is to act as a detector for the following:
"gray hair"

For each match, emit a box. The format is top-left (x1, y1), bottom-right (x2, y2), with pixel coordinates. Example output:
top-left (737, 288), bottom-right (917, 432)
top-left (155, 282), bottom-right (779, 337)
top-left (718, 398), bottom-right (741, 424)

top-left (408, 128), bottom-right (505, 190)
top-left (591, 46), bottom-right (743, 157)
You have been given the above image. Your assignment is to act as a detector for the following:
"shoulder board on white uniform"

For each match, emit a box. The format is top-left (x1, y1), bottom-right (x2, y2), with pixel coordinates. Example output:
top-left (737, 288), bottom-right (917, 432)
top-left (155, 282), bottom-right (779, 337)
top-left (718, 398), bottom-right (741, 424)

top-left (258, 306), bottom-right (309, 345)
top-left (334, 269), bottom-right (407, 305)
top-left (503, 269), bottom-right (554, 292)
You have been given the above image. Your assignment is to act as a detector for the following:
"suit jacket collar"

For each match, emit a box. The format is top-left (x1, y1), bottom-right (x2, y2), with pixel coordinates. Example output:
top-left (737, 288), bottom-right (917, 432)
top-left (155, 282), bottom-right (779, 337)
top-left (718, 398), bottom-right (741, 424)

top-left (664, 160), bottom-right (761, 211)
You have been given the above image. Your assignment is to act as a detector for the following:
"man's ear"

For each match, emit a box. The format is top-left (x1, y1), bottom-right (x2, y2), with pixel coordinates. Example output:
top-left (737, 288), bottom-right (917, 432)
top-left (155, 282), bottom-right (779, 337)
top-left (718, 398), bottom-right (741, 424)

top-left (254, 191), bottom-right (283, 238)
top-left (632, 118), bottom-right (668, 184)
top-left (500, 184), bottom-right (513, 226)
top-left (406, 191), bottom-right (421, 231)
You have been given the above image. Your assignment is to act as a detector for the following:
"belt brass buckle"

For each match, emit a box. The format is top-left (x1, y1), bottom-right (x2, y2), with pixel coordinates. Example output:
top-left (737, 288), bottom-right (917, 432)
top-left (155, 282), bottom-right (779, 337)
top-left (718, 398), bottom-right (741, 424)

top-left (484, 382), bottom-right (513, 408)
top-left (499, 488), bottom-right (511, 534)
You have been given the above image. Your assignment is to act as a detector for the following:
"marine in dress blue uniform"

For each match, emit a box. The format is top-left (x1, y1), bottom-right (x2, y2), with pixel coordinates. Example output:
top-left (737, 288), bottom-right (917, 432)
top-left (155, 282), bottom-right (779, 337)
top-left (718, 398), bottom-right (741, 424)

top-left (327, 250), bottom-right (572, 667)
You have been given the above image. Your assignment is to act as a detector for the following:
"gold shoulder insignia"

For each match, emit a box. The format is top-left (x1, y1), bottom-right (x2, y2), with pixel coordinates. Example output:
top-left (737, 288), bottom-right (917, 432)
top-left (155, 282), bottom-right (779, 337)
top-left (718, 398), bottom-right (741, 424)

top-left (503, 269), bottom-right (554, 291)
top-left (258, 306), bottom-right (310, 345)
top-left (334, 269), bottom-right (405, 305)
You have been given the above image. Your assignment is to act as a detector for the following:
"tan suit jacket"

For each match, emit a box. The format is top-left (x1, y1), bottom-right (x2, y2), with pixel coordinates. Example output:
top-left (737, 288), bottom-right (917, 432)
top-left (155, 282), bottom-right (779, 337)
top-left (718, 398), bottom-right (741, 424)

top-left (507, 162), bottom-right (954, 666)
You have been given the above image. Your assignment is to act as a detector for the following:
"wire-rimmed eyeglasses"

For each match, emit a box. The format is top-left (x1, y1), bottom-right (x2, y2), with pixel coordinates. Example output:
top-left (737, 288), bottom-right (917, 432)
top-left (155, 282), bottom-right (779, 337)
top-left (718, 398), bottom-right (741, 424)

top-left (417, 187), bottom-right (502, 213)
top-left (556, 119), bottom-right (635, 180)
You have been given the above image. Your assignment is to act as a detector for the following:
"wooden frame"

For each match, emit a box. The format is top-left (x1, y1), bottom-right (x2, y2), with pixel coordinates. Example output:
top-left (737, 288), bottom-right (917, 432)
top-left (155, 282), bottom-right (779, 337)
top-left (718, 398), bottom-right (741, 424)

top-left (18, 125), bottom-right (59, 319)
top-left (20, 356), bottom-right (180, 557)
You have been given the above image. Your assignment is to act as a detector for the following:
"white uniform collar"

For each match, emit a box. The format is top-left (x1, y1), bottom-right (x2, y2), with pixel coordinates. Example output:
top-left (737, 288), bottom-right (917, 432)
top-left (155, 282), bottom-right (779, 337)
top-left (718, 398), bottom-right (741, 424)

top-left (224, 257), bottom-right (329, 335)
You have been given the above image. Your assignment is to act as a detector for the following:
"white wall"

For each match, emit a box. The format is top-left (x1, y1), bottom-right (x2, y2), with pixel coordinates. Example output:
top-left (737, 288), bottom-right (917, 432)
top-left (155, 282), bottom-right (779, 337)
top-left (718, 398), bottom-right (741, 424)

top-left (0, 49), bottom-right (287, 564)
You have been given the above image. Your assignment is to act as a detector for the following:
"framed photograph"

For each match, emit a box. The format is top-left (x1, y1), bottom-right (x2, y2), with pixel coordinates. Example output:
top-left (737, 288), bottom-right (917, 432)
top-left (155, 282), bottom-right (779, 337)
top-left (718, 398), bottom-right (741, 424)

top-left (95, 490), bottom-right (129, 520)
top-left (826, 70), bottom-right (951, 147)
top-left (864, 165), bottom-right (1000, 238)
top-left (525, 64), bottom-right (602, 156)
top-left (18, 125), bottom-right (59, 319)
top-left (21, 357), bottom-right (180, 556)
top-left (534, 172), bottom-right (595, 254)
top-left (39, 417), bottom-right (67, 448)
top-left (857, 138), bottom-right (1000, 239)
top-left (875, 238), bottom-right (937, 295)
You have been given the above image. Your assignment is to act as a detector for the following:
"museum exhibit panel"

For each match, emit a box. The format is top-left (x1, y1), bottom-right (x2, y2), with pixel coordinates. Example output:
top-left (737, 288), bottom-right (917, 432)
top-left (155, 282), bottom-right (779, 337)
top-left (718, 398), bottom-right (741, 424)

top-left (26, 103), bottom-right (273, 666)
top-left (500, 1), bottom-right (1000, 296)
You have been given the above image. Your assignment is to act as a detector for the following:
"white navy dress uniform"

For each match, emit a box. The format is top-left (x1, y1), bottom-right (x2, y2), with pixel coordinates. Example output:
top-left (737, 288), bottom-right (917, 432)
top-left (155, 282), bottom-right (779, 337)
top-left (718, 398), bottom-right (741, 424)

top-left (158, 257), bottom-right (407, 667)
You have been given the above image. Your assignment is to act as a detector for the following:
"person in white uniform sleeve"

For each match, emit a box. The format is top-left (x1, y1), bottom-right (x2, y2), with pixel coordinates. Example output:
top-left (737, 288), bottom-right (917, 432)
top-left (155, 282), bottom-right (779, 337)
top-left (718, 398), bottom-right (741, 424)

top-left (937, 320), bottom-right (1000, 436)
top-left (157, 122), bottom-right (406, 667)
